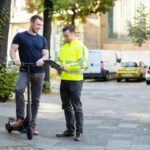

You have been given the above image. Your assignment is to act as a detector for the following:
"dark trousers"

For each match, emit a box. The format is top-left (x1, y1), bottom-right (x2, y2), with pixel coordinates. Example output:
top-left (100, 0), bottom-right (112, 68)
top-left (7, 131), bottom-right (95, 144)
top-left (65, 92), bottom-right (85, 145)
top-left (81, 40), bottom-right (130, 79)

top-left (60, 80), bottom-right (83, 133)
top-left (15, 72), bottom-right (45, 128)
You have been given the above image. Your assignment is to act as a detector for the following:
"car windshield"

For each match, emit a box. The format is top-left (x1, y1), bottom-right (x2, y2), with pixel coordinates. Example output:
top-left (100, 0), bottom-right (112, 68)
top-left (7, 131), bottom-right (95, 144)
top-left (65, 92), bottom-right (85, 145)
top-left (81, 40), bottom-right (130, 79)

top-left (121, 62), bottom-right (138, 67)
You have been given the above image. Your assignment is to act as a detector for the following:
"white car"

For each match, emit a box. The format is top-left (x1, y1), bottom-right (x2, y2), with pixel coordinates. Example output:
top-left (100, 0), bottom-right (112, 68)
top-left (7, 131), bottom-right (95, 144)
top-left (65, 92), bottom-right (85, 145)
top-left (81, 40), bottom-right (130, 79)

top-left (146, 65), bottom-right (150, 84)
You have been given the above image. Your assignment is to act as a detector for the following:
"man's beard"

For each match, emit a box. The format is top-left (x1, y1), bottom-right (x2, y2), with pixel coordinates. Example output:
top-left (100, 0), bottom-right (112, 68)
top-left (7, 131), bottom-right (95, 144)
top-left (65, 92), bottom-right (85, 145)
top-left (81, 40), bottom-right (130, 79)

top-left (31, 27), bottom-right (38, 33)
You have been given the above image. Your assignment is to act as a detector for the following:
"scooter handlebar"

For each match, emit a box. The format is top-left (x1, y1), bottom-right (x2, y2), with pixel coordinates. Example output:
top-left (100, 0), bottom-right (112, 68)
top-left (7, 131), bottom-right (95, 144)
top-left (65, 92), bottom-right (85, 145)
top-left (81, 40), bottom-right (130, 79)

top-left (8, 61), bottom-right (35, 66)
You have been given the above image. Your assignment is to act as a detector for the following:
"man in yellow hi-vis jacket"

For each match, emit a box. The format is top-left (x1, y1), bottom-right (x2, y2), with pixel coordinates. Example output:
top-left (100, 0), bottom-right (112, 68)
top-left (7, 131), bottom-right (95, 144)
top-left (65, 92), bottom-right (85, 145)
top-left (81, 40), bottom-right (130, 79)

top-left (56, 25), bottom-right (88, 141)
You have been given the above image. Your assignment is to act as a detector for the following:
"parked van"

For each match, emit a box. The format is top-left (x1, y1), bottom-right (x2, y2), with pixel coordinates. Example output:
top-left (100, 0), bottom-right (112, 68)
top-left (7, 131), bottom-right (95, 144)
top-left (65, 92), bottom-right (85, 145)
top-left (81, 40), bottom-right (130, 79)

top-left (83, 50), bottom-right (119, 80)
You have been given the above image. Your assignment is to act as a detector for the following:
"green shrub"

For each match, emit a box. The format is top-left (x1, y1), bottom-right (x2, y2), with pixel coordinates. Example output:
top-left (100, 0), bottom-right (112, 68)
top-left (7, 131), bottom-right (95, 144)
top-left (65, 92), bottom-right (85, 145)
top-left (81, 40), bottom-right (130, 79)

top-left (42, 80), bottom-right (52, 94)
top-left (0, 62), bottom-right (17, 102)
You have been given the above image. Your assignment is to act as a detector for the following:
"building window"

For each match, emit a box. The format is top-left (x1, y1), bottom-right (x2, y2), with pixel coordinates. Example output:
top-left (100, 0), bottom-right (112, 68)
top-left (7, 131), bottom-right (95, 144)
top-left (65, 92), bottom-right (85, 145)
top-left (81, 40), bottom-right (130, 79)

top-left (11, 0), bottom-right (26, 19)
top-left (107, 0), bottom-right (150, 40)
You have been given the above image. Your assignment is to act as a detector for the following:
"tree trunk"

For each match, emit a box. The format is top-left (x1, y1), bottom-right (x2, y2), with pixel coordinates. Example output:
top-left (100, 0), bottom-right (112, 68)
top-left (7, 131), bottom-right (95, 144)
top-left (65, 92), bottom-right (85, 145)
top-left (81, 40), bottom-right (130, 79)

top-left (43, 0), bottom-right (53, 82)
top-left (0, 0), bottom-right (11, 62)
top-left (71, 8), bottom-right (76, 26)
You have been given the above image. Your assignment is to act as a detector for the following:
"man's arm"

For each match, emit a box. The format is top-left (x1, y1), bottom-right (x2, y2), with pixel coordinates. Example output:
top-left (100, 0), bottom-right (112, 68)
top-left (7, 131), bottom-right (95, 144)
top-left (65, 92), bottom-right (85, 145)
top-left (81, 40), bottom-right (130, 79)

top-left (10, 44), bottom-right (21, 65)
top-left (41, 49), bottom-right (49, 60)
top-left (62, 45), bottom-right (88, 71)
top-left (36, 49), bottom-right (49, 66)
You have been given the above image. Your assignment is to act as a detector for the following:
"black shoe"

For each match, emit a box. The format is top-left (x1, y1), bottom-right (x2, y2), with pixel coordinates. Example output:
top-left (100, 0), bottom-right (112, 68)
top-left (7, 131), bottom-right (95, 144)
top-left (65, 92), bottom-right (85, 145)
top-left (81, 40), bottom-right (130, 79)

top-left (74, 133), bottom-right (82, 141)
top-left (56, 130), bottom-right (74, 137)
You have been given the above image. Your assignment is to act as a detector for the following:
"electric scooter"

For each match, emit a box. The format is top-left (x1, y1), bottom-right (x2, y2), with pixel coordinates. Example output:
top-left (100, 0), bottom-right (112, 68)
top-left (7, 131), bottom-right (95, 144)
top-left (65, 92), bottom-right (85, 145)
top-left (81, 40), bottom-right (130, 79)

top-left (5, 60), bottom-right (61, 140)
top-left (5, 63), bottom-right (34, 140)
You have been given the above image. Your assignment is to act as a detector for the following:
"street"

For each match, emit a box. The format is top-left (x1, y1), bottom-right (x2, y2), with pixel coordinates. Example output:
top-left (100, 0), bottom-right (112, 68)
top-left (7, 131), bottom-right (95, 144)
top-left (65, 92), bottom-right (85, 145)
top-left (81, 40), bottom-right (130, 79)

top-left (0, 80), bottom-right (150, 150)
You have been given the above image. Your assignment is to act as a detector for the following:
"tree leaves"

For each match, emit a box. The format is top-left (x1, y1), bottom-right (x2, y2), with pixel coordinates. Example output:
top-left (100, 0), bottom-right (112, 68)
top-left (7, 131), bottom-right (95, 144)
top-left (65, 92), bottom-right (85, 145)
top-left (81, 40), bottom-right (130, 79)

top-left (128, 4), bottom-right (150, 47)
top-left (25, 0), bottom-right (117, 26)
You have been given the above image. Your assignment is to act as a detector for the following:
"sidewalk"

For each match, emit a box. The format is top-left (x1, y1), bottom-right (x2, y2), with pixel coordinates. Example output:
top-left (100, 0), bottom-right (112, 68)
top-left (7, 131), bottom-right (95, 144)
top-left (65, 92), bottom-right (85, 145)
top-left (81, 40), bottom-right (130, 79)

top-left (0, 94), bottom-right (94, 150)
top-left (1, 81), bottom-right (150, 150)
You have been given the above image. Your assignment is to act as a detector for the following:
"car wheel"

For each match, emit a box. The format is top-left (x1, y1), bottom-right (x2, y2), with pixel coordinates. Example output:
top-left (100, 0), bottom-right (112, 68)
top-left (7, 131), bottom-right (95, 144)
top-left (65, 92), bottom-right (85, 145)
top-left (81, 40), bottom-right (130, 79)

top-left (126, 79), bottom-right (129, 82)
top-left (117, 79), bottom-right (121, 82)
top-left (146, 81), bottom-right (150, 85)
top-left (104, 72), bottom-right (109, 81)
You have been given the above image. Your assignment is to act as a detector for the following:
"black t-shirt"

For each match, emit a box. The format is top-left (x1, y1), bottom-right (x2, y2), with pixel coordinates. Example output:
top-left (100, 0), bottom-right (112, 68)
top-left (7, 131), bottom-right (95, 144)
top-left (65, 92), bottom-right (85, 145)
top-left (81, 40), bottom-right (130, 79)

top-left (12, 31), bottom-right (48, 73)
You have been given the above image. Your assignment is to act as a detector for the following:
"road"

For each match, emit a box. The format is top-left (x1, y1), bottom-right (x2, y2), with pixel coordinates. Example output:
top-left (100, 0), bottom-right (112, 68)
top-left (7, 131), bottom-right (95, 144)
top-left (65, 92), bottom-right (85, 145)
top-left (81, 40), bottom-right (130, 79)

top-left (0, 80), bottom-right (150, 150)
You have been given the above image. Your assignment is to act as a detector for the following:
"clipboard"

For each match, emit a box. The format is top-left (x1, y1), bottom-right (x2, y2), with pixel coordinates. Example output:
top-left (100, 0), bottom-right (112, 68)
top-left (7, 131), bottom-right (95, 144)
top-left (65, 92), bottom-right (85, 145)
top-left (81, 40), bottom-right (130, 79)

top-left (44, 60), bottom-right (62, 75)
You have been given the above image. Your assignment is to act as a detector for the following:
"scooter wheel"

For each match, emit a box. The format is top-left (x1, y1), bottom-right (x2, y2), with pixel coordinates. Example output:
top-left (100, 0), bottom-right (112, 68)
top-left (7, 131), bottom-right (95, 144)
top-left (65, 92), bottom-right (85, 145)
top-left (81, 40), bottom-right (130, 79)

top-left (27, 126), bottom-right (33, 140)
top-left (5, 123), bottom-right (13, 133)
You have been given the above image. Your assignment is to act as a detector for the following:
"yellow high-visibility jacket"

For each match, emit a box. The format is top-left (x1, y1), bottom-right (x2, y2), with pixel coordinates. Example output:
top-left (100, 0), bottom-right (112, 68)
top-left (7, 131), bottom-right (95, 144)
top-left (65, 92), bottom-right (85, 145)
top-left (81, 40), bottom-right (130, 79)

top-left (56, 40), bottom-right (89, 81)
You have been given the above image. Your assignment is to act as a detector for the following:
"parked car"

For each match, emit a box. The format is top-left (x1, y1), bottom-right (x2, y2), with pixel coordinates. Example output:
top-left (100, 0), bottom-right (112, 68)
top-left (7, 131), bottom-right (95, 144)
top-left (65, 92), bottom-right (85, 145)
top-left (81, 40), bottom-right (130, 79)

top-left (116, 61), bottom-right (146, 82)
top-left (83, 50), bottom-right (119, 81)
top-left (145, 65), bottom-right (150, 85)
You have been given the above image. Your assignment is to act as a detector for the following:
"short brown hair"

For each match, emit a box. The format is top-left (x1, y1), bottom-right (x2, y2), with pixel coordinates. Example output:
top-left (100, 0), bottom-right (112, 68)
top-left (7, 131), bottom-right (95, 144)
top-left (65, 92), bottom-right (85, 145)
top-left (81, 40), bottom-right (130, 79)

top-left (30, 15), bottom-right (43, 23)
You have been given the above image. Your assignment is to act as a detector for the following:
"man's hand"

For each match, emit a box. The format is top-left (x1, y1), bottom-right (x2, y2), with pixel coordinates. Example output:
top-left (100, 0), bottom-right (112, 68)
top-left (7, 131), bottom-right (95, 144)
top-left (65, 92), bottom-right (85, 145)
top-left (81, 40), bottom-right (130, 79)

top-left (13, 60), bottom-right (21, 66)
top-left (60, 64), bottom-right (67, 71)
top-left (36, 58), bottom-right (44, 67)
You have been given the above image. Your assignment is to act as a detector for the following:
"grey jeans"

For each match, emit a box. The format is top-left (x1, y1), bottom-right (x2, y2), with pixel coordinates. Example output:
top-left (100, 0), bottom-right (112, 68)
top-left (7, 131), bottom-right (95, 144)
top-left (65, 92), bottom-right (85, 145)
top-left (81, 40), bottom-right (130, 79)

top-left (60, 80), bottom-right (83, 133)
top-left (15, 72), bottom-right (45, 128)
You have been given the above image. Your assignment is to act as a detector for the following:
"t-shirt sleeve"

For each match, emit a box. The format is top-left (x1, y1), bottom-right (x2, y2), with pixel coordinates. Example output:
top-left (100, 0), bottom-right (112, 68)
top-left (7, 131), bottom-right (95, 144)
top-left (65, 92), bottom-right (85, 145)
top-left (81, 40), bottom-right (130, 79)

top-left (12, 33), bottom-right (20, 45)
top-left (42, 37), bottom-right (48, 50)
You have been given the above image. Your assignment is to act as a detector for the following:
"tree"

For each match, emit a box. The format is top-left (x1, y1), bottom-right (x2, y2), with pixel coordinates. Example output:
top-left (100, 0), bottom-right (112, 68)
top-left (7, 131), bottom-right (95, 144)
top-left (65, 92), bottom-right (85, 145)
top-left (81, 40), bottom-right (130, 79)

top-left (43, 0), bottom-right (52, 91)
top-left (55, 0), bottom-right (117, 26)
top-left (128, 4), bottom-right (150, 47)
top-left (25, 0), bottom-right (117, 31)
top-left (0, 0), bottom-right (11, 62)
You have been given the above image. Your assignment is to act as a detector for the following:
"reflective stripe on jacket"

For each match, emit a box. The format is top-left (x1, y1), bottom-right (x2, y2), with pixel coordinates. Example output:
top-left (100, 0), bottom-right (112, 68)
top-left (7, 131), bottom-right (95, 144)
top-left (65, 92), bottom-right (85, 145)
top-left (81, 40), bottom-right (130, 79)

top-left (56, 40), bottom-right (88, 81)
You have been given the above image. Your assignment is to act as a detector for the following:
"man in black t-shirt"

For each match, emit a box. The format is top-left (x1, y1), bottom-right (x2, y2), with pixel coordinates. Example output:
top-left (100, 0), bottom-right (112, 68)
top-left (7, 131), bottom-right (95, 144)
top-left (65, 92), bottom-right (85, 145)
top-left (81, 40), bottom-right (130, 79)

top-left (10, 15), bottom-right (49, 135)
